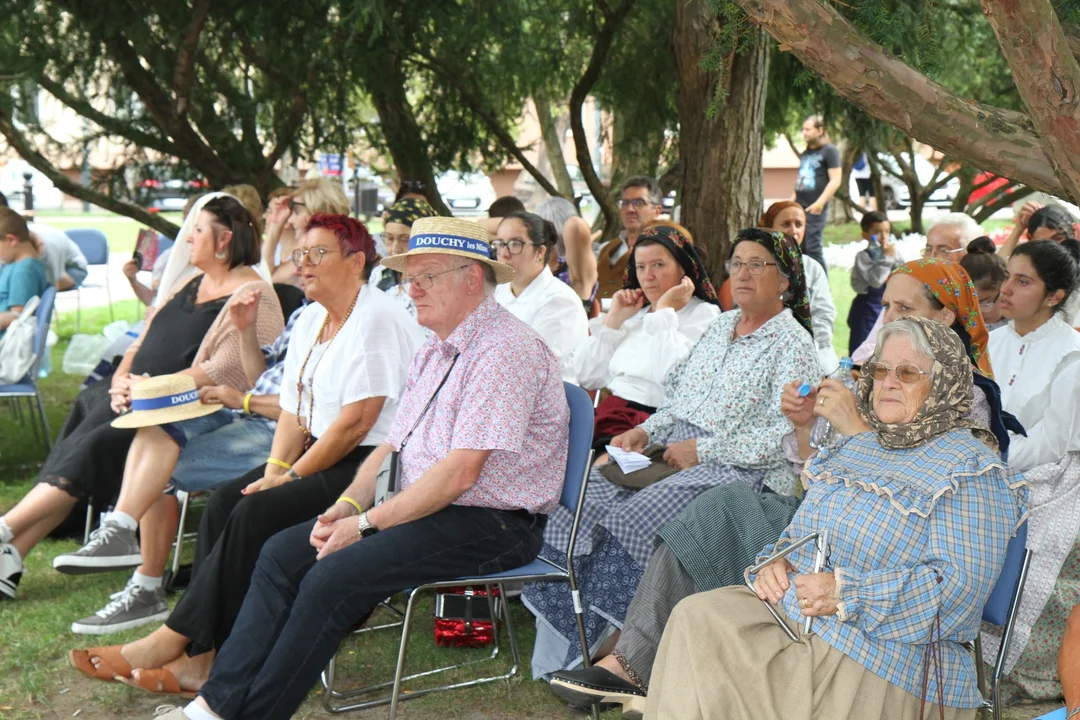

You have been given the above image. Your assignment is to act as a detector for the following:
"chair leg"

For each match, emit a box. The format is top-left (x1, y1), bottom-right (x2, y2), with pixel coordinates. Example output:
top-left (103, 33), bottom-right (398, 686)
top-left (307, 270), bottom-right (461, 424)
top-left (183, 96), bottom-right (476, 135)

top-left (168, 492), bottom-right (191, 592)
top-left (34, 391), bottom-right (51, 450)
top-left (76, 289), bottom-right (82, 334)
top-left (107, 276), bottom-right (114, 322)
top-left (84, 503), bottom-right (94, 545)
top-left (387, 588), bottom-right (422, 720)
top-left (25, 398), bottom-right (40, 444)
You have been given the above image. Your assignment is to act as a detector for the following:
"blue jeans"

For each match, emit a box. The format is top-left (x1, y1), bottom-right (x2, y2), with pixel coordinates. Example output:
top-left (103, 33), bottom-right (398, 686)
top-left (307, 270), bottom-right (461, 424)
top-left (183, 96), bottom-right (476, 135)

top-left (165, 411), bottom-right (276, 492)
top-left (197, 505), bottom-right (546, 720)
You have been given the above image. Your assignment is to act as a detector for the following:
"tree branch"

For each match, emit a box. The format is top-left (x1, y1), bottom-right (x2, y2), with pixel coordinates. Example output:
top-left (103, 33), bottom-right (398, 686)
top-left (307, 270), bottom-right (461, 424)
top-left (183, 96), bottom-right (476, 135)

top-left (980, 0), bottom-right (1080, 203)
top-left (412, 53), bottom-right (563, 199)
top-left (171, 0), bottom-right (213, 118)
top-left (570, 0), bottom-right (637, 233)
top-left (0, 111), bottom-right (179, 237)
top-left (37, 75), bottom-right (178, 157)
top-left (732, 0), bottom-right (1065, 198)
top-left (782, 132), bottom-right (802, 159)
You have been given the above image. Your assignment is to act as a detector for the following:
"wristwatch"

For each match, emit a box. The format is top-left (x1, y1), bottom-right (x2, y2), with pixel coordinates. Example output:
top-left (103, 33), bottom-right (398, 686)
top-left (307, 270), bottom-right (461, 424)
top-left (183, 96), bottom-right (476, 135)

top-left (286, 467), bottom-right (302, 482)
top-left (357, 512), bottom-right (379, 538)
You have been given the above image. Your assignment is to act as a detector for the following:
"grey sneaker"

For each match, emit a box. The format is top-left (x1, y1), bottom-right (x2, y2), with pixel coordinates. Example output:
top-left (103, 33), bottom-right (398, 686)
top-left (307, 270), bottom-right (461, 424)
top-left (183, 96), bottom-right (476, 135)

top-left (71, 578), bottom-right (169, 635)
top-left (53, 519), bottom-right (142, 575)
top-left (0, 543), bottom-right (22, 599)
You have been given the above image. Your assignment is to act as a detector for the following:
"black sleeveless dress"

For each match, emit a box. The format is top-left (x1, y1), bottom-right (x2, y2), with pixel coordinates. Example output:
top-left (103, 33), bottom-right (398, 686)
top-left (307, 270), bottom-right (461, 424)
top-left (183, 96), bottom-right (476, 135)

top-left (40, 276), bottom-right (229, 508)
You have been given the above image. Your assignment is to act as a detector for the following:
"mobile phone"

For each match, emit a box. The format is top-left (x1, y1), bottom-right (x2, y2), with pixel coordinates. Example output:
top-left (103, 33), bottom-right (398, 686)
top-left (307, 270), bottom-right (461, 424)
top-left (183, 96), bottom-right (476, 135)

top-left (132, 250), bottom-right (144, 269)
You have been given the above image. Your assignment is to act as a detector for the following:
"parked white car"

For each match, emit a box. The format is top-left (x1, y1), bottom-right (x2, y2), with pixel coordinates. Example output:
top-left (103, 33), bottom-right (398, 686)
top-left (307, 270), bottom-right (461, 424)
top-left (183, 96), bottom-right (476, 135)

top-left (850, 153), bottom-right (961, 210)
top-left (0, 160), bottom-right (65, 210)
top-left (437, 171), bottom-right (497, 217)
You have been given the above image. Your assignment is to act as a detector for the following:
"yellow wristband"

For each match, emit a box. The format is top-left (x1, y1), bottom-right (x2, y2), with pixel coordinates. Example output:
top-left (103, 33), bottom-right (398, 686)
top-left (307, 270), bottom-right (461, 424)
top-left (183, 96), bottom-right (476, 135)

top-left (243, 392), bottom-right (253, 415)
top-left (266, 457), bottom-right (292, 471)
top-left (336, 496), bottom-right (364, 515)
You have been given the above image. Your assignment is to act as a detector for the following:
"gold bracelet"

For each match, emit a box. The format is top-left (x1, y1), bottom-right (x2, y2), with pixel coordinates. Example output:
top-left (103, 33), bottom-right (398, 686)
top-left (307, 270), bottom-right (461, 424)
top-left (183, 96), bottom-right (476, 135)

top-left (243, 392), bottom-right (253, 415)
top-left (266, 457), bottom-right (292, 471)
top-left (337, 496), bottom-right (364, 515)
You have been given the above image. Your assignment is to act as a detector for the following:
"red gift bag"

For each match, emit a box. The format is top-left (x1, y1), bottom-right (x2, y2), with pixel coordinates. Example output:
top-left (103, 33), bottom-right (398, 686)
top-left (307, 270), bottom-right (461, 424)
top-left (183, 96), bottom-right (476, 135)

top-left (433, 585), bottom-right (501, 648)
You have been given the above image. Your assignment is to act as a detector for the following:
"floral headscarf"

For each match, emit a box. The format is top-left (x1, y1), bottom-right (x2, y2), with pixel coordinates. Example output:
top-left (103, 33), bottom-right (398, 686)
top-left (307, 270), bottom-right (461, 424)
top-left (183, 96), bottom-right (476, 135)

top-left (623, 224), bottom-right (720, 306)
top-left (855, 316), bottom-right (996, 451)
top-left (383, 197), bottom-right (437, 228)
top-left (889, 258), bottom-right (993, 378)
top-left (730, 227), bottom-right (813, 335)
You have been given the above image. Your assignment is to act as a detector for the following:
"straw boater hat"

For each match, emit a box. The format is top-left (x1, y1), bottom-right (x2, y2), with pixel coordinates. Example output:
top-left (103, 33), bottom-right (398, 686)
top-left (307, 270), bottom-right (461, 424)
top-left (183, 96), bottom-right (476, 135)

top-left (380, 216), bottom-right (515, 284)
top-left (111, 374), bottom-right (222, 429)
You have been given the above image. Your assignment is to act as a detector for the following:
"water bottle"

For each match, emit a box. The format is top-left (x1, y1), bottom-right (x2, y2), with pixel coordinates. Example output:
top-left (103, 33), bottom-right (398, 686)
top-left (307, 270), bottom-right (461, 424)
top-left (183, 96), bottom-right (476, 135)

top-left (809, 356), bottom-right (857, 449)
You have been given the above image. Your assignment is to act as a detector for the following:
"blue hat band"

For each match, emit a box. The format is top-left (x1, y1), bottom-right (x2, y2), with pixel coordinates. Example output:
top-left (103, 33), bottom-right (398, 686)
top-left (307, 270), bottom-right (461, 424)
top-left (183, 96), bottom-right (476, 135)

top-left (409, 232), bottom-right (491, 259)
top-left (131, 389), bottom-right (201, 412)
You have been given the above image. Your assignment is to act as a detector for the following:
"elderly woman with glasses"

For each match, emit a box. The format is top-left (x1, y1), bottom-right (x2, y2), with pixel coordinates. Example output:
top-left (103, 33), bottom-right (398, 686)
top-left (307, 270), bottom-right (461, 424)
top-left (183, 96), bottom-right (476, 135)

top-left (644, 317), bottom-right (1028, 720)
top-left (493, 211), bottom-right (589, 381)
top-left (68, 214), bottom-right (426, 697)
top-left (524, 228), bottom-right (822, 679)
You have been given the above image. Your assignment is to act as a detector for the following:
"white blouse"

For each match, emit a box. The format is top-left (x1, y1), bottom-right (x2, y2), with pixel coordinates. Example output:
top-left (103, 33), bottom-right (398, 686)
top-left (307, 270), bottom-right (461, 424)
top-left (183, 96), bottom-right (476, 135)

top-left (494, 266), bottom-right (589, 382)
top-left (569, 296), bottom-right (720, 408)
top-left (989, 314), bottom-right (1080, 472)
top-left (804, 256), bottom-right (839, 373)
top-left (370, 265), bottom-right (417, 317)
top-left (281, 284), bottom-right (426, 443)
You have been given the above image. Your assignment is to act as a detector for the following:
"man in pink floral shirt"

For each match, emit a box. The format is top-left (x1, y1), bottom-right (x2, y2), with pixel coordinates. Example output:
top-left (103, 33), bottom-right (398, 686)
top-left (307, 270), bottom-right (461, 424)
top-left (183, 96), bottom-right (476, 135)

top-left (177, 217), bottom-right (569, 720)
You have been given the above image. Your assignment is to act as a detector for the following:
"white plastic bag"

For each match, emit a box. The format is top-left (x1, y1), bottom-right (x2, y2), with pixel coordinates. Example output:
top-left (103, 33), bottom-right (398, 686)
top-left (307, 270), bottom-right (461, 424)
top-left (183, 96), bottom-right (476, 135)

top-left (62, 333), bottom-right (111, 376)
top-left (0, 295), bottom-right (41, 384)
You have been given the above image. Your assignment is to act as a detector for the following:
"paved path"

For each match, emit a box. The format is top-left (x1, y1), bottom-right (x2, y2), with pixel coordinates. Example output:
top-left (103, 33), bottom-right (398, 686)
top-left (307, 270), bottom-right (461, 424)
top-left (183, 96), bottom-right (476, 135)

top-left (54, 251), bottom-right (144, 320)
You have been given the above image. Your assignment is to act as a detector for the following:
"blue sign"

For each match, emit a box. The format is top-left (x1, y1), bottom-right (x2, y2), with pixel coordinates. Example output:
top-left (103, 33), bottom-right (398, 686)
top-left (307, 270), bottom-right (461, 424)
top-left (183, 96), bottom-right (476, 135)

top-left (319, 154), bottom-right (344, 176)
top-left (409, 232), bottom-right (491, 259)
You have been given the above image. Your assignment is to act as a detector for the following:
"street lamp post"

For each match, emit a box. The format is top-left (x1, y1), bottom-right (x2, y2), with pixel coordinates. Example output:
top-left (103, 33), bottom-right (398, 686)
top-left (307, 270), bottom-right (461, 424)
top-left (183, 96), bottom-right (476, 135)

top-left (22, 172), bottom-right (33, 213)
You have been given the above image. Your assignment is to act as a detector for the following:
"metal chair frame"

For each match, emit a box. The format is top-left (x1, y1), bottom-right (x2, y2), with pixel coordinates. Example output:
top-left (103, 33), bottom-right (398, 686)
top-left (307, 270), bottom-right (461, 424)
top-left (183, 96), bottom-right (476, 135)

top-left (66, 228), bottom-right (113, 331)
top-left (0, 286), bottom-right (57, 452)
top-left (320, 382), bottom-right (596, 718)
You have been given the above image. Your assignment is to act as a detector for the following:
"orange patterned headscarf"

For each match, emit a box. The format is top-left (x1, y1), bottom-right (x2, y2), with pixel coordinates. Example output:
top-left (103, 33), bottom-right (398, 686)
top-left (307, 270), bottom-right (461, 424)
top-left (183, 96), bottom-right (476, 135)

top-left (889, 258), bottom-right (994, 378)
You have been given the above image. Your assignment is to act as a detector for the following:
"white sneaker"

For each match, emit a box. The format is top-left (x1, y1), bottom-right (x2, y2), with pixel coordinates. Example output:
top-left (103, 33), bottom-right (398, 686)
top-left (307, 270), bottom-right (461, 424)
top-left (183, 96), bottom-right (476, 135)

top-left (0, 543), bottom-right (22, 599)
top-left (152, 706), bottom-right (187, 719)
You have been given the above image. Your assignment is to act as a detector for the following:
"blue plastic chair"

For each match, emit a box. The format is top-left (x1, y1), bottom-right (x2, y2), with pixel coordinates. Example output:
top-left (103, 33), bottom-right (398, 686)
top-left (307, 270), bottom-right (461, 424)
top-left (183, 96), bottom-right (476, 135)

top-left (321, 382), bottom-right (596, 717)
top-left (0, 286), bottom-right (57, 450)
top-left (65, 228), bottom-right (113, 328)
top-left (1032, 708), bottom-right (1066, 720)
top-left (974, 522), bottom-right (1033, 720)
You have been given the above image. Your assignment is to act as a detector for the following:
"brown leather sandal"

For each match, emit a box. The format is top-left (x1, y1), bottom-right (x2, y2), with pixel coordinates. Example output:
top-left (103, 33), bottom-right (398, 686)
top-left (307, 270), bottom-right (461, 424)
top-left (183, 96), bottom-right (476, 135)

top-left (118, 667), bottom-right (197, 698)
top-left (69, 646), bottom-right (133, 682)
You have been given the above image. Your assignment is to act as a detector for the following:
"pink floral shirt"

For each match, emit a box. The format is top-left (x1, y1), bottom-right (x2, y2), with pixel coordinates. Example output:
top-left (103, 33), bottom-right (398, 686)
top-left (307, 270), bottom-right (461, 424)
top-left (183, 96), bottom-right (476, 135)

top-left (385, 296), bottom-right (569, 514)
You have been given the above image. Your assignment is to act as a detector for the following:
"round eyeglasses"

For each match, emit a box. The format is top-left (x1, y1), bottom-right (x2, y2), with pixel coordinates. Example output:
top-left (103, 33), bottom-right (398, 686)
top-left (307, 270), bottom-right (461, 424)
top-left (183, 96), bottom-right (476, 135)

top-left (863, 362), bottom-right (932, 385)
top-left (490, 239), bottom-right (536, 256)
top-left (291, 246), bottom-right (342, 267)
top-left (725, 260), bottom-right (779, 276)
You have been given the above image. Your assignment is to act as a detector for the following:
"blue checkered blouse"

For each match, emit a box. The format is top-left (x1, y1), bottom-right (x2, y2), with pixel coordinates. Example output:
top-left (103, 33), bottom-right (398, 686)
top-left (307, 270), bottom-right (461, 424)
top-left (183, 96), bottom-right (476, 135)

top-left (758, 430), bottom-right (1029, 708)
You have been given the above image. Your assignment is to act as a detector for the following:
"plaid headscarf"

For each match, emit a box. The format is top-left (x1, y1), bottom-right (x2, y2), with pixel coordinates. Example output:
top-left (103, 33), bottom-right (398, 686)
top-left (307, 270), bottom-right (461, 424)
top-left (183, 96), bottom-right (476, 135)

top-left (856, 316), bottom-right (996, 451)
top-left (730, 227), bottom-right (812, 335)
top-left (888, 258), bottom-right (993, 378)
top-left (383, 197), bottom-right (437, 228)
top-left (622, 224), bottom-right (720, 306)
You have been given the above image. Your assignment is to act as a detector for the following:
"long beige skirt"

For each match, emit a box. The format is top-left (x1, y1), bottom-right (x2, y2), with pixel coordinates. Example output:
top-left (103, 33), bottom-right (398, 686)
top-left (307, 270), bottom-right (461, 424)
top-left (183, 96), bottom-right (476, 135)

top-left (646, 586), bottom-right (978, 720)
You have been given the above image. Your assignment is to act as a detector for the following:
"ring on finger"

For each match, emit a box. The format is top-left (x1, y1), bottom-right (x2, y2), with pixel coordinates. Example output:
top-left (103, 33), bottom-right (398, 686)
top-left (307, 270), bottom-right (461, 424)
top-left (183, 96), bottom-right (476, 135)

top-left (818, 398), bottom-right (825, 406)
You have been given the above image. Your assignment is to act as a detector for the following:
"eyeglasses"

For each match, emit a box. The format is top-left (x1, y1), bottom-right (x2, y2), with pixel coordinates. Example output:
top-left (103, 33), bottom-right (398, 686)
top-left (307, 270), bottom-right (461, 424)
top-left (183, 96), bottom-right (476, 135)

top-left (289, 200), bottom-right (307, 215)
top-left (291, 246), bottom-right (342, 267)
top-left (863, 362), bottom-right (932, 385)
top-left (402, 264), bottom-right (472, 291)
top-left (725, 259), bottom-right (779, 276)
top-left (618, 198), bottom-right (653, 210)
top-left (490, 239), bottom-right (536, 256)
top-left (978, 291), bottom-right (1001, 309)
top-left (920, 246), bottom-right (965, 258)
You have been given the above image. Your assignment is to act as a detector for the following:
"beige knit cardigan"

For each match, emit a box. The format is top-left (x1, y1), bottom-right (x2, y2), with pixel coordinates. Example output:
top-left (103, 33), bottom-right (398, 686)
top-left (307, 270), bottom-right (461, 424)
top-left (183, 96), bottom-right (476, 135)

top-left (125, 276), bottom-right (284, 391)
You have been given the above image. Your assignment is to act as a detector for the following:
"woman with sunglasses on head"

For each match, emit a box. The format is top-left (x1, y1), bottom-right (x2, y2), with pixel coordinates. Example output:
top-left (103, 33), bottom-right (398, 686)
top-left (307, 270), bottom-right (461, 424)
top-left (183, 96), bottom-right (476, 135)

top-left (526, 227), bottom-right (821, 682)
top-left (547, 256), bottom-right (1020, 713)
top-left (67, 214), bottom-right (426, 698)
top-left (568, 222), bottom-right (720, 452)
top-left (982, 238), bottom-right (1080, 706)
top-left (492, 211), bottom-right (589, 380)
top-left (262, 179), bottom-right (350, 286)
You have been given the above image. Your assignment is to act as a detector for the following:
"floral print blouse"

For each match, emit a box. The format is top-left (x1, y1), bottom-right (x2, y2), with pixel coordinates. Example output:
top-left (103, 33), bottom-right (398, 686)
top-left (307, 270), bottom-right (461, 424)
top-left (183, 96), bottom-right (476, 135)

top-left (641, 308), bottom-right (823, 495)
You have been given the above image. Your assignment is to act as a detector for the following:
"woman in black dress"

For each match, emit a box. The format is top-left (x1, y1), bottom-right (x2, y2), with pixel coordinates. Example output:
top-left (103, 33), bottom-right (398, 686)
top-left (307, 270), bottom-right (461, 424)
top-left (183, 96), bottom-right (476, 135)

top-left (0, 196), bottom-right (283, 599)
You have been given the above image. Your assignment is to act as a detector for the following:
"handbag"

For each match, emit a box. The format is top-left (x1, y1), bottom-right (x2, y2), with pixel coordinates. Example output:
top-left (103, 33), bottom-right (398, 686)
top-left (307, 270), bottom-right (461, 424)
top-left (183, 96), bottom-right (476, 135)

top-left (433, 585), bottom-right (502, 648)
top-left (598, 444), bottom-right (679, 490)
top-left (0, 295), bottom-right (41, 384)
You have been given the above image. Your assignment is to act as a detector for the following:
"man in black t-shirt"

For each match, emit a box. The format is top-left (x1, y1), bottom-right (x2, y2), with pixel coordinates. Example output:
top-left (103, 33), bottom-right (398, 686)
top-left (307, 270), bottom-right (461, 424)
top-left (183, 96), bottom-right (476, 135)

top-left (792, 115), bottom-right (841, 270)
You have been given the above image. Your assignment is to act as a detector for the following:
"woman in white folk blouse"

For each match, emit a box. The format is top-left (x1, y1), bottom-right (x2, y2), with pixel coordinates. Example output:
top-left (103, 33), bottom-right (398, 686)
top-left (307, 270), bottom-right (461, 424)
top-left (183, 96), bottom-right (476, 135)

top-left (493, 211), bottom-right (589, 381)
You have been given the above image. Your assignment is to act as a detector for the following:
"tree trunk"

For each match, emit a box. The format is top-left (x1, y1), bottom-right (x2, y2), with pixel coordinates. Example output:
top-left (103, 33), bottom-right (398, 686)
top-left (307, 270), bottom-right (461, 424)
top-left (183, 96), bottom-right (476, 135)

top-left (362, 47), bottom-right (451, 216)
top-left (534, 90), bottom-right (576, 199)
top-left (731, 0), bottom-right (1065, 200)
top-left (831, 142), bottom-right (858, 224)
top-left (981, 0), bottom-right (1080, 204)
top-left (673, 0), bottom-right (768, 285)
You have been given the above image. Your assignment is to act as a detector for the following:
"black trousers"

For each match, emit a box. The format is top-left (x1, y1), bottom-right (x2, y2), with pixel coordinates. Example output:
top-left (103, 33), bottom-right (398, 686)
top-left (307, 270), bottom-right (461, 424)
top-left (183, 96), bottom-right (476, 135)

top-left (199, 504), bottom-right (545, 720)
top-left (166, 445), bottom-right (372, 655)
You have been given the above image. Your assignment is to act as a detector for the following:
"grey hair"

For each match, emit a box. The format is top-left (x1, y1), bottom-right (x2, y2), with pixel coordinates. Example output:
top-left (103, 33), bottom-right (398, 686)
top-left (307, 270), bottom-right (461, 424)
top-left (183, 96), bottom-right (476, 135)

top-left (536, 197), bottom-right (579, 258)
top-left (619, 175), bottom-right (662, 206)
top-left (479, 262), bottom-right (497, 294)
top-left (870, 318), bottom-right (936, 376)
top-left (929, 213), bottom-right (983, 244)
